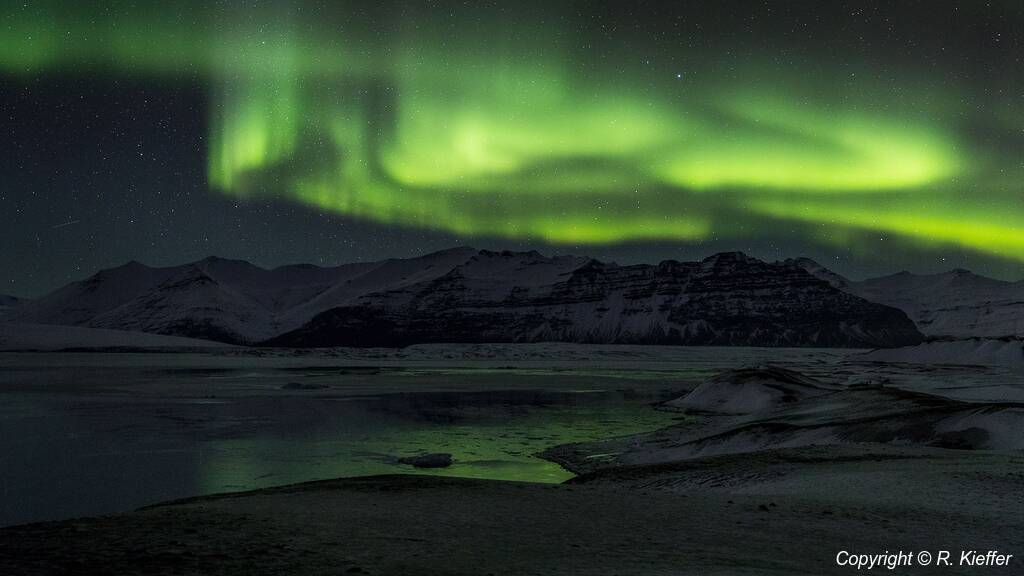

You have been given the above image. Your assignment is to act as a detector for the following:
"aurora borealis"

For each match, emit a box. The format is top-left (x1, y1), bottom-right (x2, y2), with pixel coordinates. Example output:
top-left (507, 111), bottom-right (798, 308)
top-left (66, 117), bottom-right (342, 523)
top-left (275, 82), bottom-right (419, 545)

top-left (2, 1), bottom-right (1023, 292)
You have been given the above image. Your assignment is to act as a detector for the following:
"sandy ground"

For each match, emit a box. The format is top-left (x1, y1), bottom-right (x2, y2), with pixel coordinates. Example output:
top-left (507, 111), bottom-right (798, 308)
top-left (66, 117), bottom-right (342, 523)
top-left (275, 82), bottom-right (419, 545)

top-left (1, 444), bottom-right (1021, 575)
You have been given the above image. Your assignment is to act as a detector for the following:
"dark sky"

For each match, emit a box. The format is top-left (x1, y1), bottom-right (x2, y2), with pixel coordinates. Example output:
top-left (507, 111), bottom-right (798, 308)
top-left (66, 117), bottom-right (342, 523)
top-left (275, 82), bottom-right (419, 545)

top-left (2, 1), bottom-right (1023, 297)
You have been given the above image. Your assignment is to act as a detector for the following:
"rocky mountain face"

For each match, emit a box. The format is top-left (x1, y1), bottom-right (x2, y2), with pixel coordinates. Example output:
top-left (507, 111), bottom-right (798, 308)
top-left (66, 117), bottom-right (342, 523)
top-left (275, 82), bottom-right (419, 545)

top-left (268, 250), bottom-right (923, 348)
top-left (791, 260), bottom-right (1024, 339)
top-left (13, 248), bottom-right (925, 347)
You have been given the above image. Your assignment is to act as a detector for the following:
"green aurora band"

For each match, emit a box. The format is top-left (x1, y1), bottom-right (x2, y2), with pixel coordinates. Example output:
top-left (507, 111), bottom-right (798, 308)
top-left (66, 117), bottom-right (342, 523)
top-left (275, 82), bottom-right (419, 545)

top-left (3, 2), bottom-right (1022, 261)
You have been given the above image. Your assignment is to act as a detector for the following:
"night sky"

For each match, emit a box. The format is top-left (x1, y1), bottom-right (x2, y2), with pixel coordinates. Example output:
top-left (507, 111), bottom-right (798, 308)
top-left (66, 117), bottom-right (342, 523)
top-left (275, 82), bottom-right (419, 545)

top-left (2, 1), bottom-right (1023, 297)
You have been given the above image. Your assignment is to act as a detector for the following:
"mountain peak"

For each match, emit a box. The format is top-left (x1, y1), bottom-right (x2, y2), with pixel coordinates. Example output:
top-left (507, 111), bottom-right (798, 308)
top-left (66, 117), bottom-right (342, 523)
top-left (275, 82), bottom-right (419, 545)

top-left (388, 246), bottom-right (478, 266)
top-left (110, 259), bottom-right (150, 272)
top-left (269, 248), bottom-right (922, 348)
top-left (88, 259), bottom-right (152, 281)
top-left (196, 255), bottom-right (258, 267)
top-left (476, 248), bottom-right (544, 259)
top-left (425, 246), bottom-right (477, 257)
top-left (705, 251), bottom-right (754, 261)
top-left (948, 267), bottom-right (977, 277)
top-left (788, 256), bottom-right (821, 267)
top-left (17, 246), bottom-right (928, 348)
top-left (172, 264), bottom-right (219, 284)
top-left (784, 257), bottom-right (850, 289)
top-left (700, 251), bottom-right (760, 268)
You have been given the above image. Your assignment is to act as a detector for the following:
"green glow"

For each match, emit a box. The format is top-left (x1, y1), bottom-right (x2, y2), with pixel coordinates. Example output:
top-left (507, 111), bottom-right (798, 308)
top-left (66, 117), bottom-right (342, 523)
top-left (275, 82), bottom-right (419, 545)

top-left (382, 92), bottom-right (682, 191)
top-left (2, 1), bottom-right (1021, 261)
top-left (748, 197), bottom-right (1024, 262)
top-left (658, 95), bottom-right (962, 192)
top-left (200, 392), bottom-right (679, 490)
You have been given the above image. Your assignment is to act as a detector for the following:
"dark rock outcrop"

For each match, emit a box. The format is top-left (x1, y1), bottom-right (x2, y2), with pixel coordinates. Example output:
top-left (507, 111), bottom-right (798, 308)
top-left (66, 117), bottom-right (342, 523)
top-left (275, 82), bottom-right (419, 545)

top-left (397, 453), bottom-right (453, 468)
top-left (267, 251), bottom-right (923, 348)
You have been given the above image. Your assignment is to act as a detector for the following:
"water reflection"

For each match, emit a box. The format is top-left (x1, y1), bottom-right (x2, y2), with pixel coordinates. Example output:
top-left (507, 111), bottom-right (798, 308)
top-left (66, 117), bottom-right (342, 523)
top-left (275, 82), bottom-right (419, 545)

top-left (0, 365), bottom-right (681, 526)
top-left (200, 389), bottom-right (681, 492)
top-left (3, 346), bottom-right (1009, 527)
top-left (199, 385), bottom-right (679, 487)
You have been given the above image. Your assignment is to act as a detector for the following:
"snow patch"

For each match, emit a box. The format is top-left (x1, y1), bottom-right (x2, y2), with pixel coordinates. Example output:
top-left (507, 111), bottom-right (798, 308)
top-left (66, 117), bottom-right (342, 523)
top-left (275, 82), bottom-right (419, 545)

top-left (860, 339), bottom-right (1024, 368)
top-left (663, 366), bottom-right (837, 414)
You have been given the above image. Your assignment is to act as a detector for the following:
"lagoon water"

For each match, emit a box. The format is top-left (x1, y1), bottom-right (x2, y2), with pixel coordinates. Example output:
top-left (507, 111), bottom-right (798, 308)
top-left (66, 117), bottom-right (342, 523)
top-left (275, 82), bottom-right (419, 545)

top-left (0, 345), bottom-right (1016, 527)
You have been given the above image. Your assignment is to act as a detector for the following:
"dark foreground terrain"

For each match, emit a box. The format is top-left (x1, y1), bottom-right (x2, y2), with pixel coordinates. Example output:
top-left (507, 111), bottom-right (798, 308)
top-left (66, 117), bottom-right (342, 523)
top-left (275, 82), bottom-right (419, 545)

top-left (2, 444), bottom-right (1021, 576)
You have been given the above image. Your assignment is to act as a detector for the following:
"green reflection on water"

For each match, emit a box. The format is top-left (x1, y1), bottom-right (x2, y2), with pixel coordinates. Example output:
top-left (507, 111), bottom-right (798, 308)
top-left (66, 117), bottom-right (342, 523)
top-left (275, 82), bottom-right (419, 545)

top-left (199, 397), bottom-right (677, 491)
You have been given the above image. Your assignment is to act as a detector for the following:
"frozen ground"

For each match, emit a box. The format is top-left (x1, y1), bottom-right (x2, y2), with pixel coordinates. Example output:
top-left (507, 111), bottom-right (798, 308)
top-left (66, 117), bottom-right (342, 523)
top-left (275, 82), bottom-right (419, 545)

top-left (860, 338), bottom-right (1023, 369)
top-left (2, 448), bottom-right (1022, 575)
top-left (1, 344), bottom-right (1021, 528)
top-left (0, 344), bottom-right (1022, 574)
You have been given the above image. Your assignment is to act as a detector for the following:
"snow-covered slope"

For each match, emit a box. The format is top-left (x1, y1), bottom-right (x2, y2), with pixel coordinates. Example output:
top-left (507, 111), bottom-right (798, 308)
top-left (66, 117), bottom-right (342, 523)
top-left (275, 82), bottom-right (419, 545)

top-left (279, 247), bottom-right (478, 327)
top-left (11, 261), bottom-right (174, 326)
top-left (86, 265), bottom-right (278, 342)
top-left (10, 249), bottom-right (481, 344)
top-left (860, 338), bottom-right (1024, 368)
top-left (271, 251), bottom-right (922, 348)
top-left (792, 260), bottom-right (1024, 339)
top-left (15, 249), bottom-right (925, 347)
top-left (783, 258), bottom-right (851, 290)
top-left (11, 258), bottom-right (361, 343)
top-left (555, 367), bottom-right (1024, 468)
top-left (663, 366), bottom-right (838, 414)
top-left (851, 270), bottom-right (1024, 338)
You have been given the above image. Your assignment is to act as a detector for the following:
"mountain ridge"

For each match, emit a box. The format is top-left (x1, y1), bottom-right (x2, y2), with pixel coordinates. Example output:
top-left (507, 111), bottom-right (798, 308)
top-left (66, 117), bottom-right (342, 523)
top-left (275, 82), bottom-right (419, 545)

top-left (265, 249), bottom-right (922, 348)
top-left (791, 258), bottom-right (1024, 339)
top-left (9, 248), bottom-right (933, 347)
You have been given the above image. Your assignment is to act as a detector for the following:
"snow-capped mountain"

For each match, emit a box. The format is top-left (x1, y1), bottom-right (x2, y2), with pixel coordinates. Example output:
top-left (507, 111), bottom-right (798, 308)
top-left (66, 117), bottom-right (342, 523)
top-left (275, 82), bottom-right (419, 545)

top-left (10, 261), bottom-right (175, 326)
top-left (783, 258), bottom-right (851, 290)
top-left (268, 250), bottom-right (922, 348)
top-left (10, 249), bottom-right (482, 343)
top-left (791, 260), bottom-right (1024, 338)
top-left (14, 248), bottom-right (925, 347)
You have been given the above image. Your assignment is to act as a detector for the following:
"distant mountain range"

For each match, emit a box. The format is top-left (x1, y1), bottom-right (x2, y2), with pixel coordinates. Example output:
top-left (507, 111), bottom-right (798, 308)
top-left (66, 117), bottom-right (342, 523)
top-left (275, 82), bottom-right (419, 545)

top-left (267, 250), bottom-right (921, 348)
top-left (7, 248), bottom-right (479, 344)
top-left (789, 258), bottom-right (1024, 339)
top-left (5, 248), bottom-right (934, 348)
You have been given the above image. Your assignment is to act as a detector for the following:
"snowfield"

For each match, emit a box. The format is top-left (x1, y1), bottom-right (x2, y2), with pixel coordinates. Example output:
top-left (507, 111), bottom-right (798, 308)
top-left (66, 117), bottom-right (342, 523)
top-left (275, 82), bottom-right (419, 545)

top-left (860, 338), bottom-right (1023, 368)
